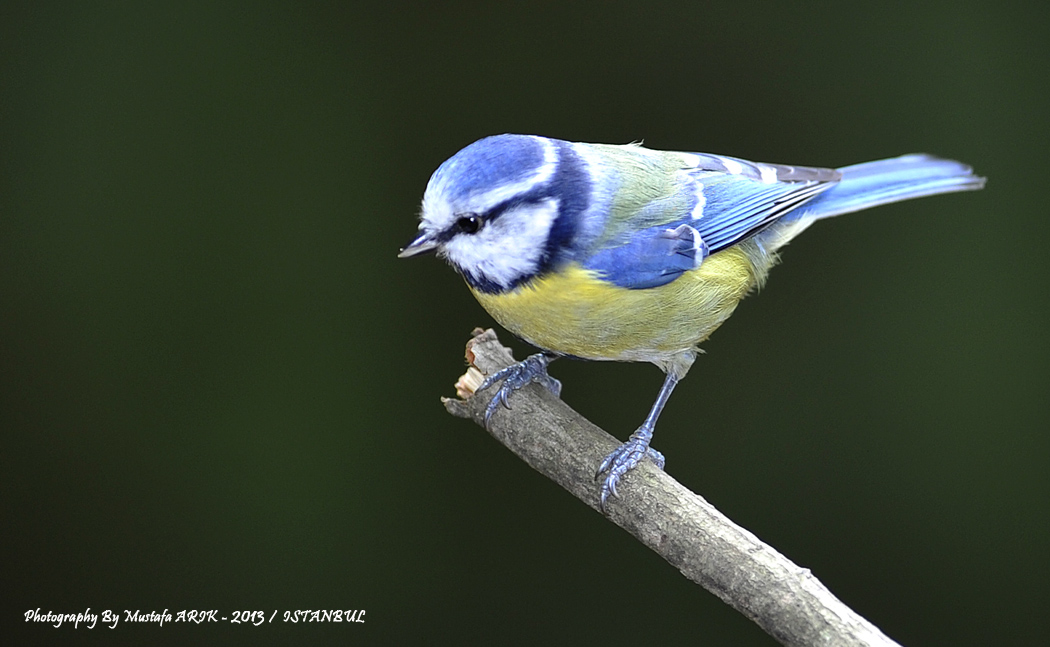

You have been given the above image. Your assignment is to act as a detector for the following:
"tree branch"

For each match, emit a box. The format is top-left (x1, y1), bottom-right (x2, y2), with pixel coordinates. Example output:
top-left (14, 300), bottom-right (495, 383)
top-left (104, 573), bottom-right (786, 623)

top-left (443, 328), bottom-right (902, 647)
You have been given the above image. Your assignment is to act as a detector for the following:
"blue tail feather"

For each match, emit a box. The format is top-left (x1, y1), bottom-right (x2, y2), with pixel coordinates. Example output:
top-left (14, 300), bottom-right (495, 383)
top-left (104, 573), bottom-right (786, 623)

top-left (799, 154), bottom-right (985, 221)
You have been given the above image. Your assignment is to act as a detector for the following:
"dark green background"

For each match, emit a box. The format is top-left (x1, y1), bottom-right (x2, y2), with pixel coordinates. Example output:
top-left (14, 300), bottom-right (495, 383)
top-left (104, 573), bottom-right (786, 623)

top-left (4, 2), bottom-right (1047, 645)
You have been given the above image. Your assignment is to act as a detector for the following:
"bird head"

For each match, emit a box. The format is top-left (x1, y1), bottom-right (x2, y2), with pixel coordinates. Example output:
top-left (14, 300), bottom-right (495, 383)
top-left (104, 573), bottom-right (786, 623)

top-left (399, 134), bottom-right (589, 293)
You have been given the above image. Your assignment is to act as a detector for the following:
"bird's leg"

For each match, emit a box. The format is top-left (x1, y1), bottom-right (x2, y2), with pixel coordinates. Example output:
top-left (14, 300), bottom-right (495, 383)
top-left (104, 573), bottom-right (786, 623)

top-left (596, 372), bottom-right (679, 511)
top-left (477, 352), bottom-right (562, 429)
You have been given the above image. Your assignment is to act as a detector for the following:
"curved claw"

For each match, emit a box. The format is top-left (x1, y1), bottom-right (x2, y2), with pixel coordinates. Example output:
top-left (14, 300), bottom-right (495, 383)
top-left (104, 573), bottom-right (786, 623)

top-left (596, 432), bottom-right (665, 511)
top-left (478, 353), bottom-right (561, 428)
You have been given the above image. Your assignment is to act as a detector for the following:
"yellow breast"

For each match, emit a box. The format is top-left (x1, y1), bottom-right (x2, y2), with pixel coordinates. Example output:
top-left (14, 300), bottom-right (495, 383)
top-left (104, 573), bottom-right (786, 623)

top-left (471, 241), bottom-right (773, 364)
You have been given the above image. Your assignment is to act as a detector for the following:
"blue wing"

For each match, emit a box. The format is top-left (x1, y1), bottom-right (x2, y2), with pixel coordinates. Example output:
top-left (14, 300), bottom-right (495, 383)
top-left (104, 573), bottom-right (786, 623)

top-left (583, 153), bottom-right (840, 289)
top-left (688, 154), bottom-right (840, 253)
top-left (583, 223), bottom-right (708, 289)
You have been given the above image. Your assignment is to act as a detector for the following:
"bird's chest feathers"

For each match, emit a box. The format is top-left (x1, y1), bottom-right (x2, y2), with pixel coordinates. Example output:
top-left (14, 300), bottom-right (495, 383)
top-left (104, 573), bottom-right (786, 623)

top-left (470, 245), bottom-right (763, 362)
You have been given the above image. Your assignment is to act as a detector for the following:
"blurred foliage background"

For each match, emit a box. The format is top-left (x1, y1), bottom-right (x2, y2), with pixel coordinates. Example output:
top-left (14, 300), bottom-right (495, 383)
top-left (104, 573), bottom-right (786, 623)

top-left (3, 1), bottom-right (1048, 645)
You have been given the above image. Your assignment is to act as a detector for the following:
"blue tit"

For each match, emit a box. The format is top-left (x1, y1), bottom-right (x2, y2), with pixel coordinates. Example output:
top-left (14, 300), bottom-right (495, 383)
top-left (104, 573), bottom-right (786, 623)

top-left (400, 134), bottom-right (985, 509)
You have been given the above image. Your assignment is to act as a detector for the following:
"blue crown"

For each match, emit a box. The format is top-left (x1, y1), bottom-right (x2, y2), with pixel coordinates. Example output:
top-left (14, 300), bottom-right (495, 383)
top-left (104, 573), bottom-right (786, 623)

top-left (429, 134), bottom-right (548, 202)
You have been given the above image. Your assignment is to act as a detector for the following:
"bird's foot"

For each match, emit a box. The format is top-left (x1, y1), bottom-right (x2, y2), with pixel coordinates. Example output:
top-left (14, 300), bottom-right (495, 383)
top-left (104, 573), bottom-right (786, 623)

top-left (478, 353), bottom-right (562, 428)
top-left (596, 429), bottom-right (665, 511)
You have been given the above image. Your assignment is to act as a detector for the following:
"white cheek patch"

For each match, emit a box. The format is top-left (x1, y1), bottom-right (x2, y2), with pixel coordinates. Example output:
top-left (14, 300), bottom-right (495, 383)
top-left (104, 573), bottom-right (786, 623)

top-left (445, 199), bottom-right (560, 289)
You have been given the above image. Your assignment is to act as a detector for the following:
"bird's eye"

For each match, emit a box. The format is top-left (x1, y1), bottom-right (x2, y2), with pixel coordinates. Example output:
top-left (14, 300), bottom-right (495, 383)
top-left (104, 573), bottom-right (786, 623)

top-left (455, 214), bottom-right (482, 234)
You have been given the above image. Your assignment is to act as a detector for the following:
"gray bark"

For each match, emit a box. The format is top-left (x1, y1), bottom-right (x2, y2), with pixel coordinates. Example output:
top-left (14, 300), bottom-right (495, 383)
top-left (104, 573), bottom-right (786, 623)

top-left (443, 329), bottom-right (902, 647)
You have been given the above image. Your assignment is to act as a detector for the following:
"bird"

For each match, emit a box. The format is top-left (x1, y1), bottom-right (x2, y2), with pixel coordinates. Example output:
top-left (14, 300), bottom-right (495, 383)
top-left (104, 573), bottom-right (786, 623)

top-left (399, 134), bottom-right (985, 510)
